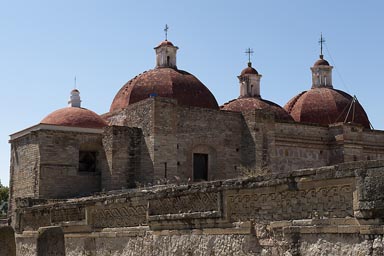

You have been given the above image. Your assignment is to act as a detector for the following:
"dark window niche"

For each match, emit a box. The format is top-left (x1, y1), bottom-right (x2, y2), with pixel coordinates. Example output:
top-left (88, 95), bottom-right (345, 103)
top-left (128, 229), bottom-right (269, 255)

top-left (79, 151), bottom-right (97, 172)
top-left (193, 153), bottom-right (208, 181)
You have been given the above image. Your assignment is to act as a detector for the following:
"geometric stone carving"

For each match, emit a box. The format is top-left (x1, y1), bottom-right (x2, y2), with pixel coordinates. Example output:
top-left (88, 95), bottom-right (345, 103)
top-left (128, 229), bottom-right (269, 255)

top-left (226, 180), bottom-right (354, 222)
top-left (51, 207), bottom-right (85, 223)
top-left (90, 203), bottom-right (147, 228)
top-left (149, 192), bottom-right (220, 216)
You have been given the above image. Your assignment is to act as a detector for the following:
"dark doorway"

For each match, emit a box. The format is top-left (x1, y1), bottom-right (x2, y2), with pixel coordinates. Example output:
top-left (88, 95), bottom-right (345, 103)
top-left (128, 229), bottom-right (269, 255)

top-left (193, 153), bottom-right (208, 181)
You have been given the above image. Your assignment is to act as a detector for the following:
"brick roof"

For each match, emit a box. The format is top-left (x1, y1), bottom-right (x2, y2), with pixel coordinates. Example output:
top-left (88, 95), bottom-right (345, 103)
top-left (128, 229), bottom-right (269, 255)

top-left (110, 68), bottom-right (219, 112)
top-left (221, 97), bottom-right (293, 121)
top-left (41, 107), bottom-right (107, 129)
top-left (284, 88), bottom-right (370, 128)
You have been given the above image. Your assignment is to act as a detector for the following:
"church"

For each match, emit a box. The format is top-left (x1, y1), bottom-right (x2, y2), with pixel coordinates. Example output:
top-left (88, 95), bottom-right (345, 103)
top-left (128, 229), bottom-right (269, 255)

top-left (5, 34), bottom-right (384, 255)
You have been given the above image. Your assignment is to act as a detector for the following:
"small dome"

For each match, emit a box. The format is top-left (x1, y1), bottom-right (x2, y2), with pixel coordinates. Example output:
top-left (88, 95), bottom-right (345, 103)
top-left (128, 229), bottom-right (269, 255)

top-left (156, 40), bottom-right (174, 48)
top-left (314, 56), bottom-right (330, 66)
top-left (240, 62), bottom-right (258, 75)
top-left (221, 97), bottom-right (293, 121)
top-left (110, 68), bottom-right (219, 112)
top-left (284, 88), bottom-right (370, 128)
top-left (41, 107), bottom-right (107, 129)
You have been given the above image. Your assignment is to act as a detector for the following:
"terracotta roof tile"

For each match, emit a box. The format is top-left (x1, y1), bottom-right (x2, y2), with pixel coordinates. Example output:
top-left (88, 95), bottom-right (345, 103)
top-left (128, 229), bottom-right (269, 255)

top-left (221, 97), bottom-right (293, 121)
top-left (110, 68), bottom-right (219, 112)
top-left (41, 107), bottom-right (107, 129)
top-left (284, 88), bottom-right (370, 128)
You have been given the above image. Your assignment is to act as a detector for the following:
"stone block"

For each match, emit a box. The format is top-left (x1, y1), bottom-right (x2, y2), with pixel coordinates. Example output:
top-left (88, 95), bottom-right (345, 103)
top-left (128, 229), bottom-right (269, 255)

top-left (0, 226), bottom-right (16, 256)
top-left (37, 226), bottom-right (65, 256)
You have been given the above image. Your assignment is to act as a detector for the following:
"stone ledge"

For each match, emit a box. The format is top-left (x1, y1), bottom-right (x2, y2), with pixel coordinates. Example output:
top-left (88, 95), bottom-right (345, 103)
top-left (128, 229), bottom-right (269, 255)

top-left (148, 211), bottom-right (221, 221)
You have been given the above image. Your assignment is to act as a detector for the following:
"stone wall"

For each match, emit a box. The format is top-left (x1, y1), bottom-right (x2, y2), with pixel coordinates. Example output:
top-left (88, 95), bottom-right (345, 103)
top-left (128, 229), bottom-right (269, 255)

top-left (11, 160), bottom-right (384, 255)
top-left (174, 102), bottom-right (244, 181)
top-left (104, 98), bottom-right (157, 184)
top-left (9, 132), bottom-right (40, 225)
top-left (102, 126), bottom-right (143, 190)
top-left (9, 128), bottom-right (105, 226)
top-left (105, 97), bottom-right (244, 183)
top-left (103, 97), bottom-right (384, 185)
top-left (0, 226), bottom-right (16, 256)
top-left (13, 226), bottom-right (384, 256)
top-left (37, 129), bottom-right (104, 199)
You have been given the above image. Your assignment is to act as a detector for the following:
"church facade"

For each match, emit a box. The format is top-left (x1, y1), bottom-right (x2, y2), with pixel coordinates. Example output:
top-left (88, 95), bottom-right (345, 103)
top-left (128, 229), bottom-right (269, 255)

top-left (8, 38), bottom-right (384, 219)
top-left (5, 36), bottom-right (384, 255)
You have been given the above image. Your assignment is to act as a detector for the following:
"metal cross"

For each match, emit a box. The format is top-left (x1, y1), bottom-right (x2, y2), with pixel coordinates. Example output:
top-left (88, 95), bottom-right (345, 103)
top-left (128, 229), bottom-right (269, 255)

top-left (245, 48), bottom-right (254, 63)
top-left (318, 33), bottom-right (326, 56)
top-left (164, 24), bottom-right (169, 41)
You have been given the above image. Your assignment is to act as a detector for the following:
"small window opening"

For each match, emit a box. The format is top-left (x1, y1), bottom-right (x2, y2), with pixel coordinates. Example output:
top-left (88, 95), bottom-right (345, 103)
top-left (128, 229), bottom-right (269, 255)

top-left (164, 162), bottom-right (167, 179)
top-left (79, 151), bottom-right (97, 172)
top-left (167, 56), bottom-right (170, 66)
top-left (193, 153), bottom-right (208, 181)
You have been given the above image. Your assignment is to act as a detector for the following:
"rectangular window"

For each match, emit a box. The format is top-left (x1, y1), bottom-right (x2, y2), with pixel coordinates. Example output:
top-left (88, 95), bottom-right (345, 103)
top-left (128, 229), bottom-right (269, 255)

top-left (79, 151), bottom-right (97, 172)
top-left (193, 153), bottom-right (208, 181)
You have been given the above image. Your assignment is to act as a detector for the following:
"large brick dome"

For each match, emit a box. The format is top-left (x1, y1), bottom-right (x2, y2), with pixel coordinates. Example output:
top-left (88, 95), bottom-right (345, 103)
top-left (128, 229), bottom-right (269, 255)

top-left (221, 97), bottom-right (293, 121)
top-left (110, 68), bottom-right (219, 112)
top-left (284, 88), bottom-right (370, 128)
top-left (41, 107), bottom-right (107, 129)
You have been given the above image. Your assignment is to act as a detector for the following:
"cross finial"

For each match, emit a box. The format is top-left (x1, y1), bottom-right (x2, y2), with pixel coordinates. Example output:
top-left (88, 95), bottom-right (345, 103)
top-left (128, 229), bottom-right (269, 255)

top-left (74, 75), bottom-right (77, 89)
top-left (245, 48), bottom-right (254, 65)
top-left (164, 24), bottom-right (169, 41)
top-left (318, 33), bottom-right (326, 59)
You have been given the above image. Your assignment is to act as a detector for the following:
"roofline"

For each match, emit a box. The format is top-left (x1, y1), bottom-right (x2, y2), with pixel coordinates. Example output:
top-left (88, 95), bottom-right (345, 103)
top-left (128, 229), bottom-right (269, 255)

top-left (9, 123), bottom-right (104, 141)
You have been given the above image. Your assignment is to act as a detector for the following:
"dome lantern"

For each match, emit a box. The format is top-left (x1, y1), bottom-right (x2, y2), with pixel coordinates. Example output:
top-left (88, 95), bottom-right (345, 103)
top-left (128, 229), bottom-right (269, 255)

top-left (154, 25), bottom-right (179, 69)
top-left (41, 89), bottom-right (107, 129)
top-left (311, 34), bottom-right (333, 88)
top-left (68, 89), bottom-right (81, 107)
top-left (238, 48), bottom-right (262, 98)
top-left (284, 35), bottom-right (370, 129)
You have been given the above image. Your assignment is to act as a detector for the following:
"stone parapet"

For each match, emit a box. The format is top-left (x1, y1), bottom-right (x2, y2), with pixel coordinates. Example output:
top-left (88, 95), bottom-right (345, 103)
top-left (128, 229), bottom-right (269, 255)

top-left (11, 160), bottom-right (384, 234)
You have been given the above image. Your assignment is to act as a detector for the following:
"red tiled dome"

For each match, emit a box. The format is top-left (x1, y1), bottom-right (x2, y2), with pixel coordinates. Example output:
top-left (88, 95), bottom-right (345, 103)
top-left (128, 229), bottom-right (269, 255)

top-left (41, 107), bottom-right (107, 129)
top-left (240, 63), bottom-right (258, 75)
top-left (221, 97), bottom-right (293, 121)
top-left (110, 68), bottom-right (219, 112)
top-left (284, 88), bottom-right (370, 128)
top-left (314, 58), bottom-right (330, 66)
top-left (156, 40), bottom-right (174, 47)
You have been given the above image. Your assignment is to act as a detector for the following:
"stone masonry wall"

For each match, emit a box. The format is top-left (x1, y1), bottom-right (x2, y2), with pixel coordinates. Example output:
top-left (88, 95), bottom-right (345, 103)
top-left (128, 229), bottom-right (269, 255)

top-left (9, 132), bottom-right (40, 225)
top-left (37, 130), bottom-right (104, 199)
top-left (105, 97), bottom-right (244, 183)
top-left (12, 160), bottom-right (384, 255)
top-left (165, 99), bottom-right (244, 181)
top-left (104, 99), bottom-right (156, 184)
top-left (273, 122), bottom-right (332, 172)
top-left (103, 97), bottom-right (384, 184)
top-left (102, 126), bottom-right (143, 190)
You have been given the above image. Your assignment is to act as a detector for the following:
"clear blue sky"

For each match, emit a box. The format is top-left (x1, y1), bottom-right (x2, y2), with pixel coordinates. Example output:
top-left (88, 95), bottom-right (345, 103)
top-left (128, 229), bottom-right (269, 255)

top-left (1, 1), bottom-right (383, 186)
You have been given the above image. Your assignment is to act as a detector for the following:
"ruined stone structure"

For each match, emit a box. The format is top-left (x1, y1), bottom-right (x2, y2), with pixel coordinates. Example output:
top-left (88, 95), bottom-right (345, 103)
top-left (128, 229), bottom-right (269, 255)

top-left (6, 38), bottom-right (384, 255)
